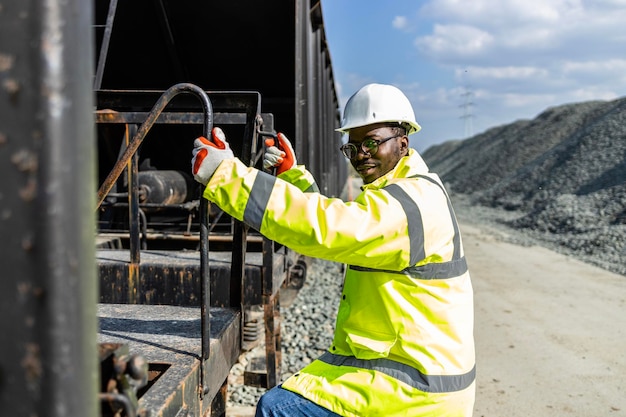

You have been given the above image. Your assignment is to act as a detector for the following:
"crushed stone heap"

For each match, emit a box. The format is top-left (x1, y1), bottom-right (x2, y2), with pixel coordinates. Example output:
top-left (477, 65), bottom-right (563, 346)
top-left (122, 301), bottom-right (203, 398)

top-left (423, 96), bottom-right (626, 276)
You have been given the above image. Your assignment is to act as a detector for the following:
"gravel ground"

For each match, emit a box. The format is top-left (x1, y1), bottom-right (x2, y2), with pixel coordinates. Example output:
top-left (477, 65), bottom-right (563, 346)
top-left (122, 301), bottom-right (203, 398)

top-left (450, 193), bottom-right (626, 276)
top-left (227, 257), bottom-right (343, 409)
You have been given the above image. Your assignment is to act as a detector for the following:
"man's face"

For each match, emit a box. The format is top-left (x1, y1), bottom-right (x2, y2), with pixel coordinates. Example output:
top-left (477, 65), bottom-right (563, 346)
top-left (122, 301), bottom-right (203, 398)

top-left (347, 124), bottom-right (409, 184)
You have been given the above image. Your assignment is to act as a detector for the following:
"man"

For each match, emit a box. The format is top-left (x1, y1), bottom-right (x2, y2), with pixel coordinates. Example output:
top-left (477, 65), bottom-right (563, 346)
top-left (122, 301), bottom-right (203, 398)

top-left (192, 83), bottom-right (475, 416)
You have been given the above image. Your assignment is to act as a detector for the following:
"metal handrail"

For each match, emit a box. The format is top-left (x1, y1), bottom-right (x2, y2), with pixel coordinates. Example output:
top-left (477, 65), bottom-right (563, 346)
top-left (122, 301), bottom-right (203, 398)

top-left (96, 83), bottom-right (212, 208)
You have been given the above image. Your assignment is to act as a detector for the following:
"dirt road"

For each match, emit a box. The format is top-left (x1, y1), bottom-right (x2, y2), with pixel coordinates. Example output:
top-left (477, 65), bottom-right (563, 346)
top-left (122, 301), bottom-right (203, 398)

top-left (463, 222), bottom-right (626, 416)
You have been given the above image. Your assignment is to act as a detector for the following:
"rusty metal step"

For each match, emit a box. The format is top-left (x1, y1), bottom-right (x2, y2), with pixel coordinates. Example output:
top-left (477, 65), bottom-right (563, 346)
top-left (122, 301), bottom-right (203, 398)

top-left (98, 303), bottom-right (240, 417)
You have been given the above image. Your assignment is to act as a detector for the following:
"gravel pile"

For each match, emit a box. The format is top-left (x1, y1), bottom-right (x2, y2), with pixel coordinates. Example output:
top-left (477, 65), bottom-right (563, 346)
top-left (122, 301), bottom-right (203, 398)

top-left (423, 95), bottom-right (626, 276)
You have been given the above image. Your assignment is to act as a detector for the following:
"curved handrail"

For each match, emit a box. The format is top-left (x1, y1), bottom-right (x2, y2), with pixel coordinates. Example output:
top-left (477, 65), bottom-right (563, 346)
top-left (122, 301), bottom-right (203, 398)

top-left (95, 83), bottom-right (213, 209)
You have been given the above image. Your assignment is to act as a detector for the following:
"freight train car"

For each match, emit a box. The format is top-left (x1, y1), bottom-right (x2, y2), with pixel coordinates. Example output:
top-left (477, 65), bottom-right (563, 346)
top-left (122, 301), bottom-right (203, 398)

top-left (0, 0), bottom-right (346, 416)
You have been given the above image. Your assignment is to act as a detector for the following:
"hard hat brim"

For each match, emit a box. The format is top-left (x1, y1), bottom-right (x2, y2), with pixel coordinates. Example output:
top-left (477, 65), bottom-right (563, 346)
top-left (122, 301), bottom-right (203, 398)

top-left (336, 120), bottom-right (422, 135)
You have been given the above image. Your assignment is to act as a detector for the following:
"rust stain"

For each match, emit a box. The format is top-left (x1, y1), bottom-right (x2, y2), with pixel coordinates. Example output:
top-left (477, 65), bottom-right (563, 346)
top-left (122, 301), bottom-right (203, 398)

top-left (11, 149), bottom-right (38, 201)
top-left (95, 109), bottom-right (120, 122)
top-left (19, 178), bottom-right (37, 201)
top-left (3, 78), bottom-right (19, 94)
top-left (10, 149), bottom-right (38, 173)
top-left (128, 263), bottom-right (139, 301)
top-left (0, 53), bottom-right (14, 71)
top-left (21, 343), bottom-right (43, 384)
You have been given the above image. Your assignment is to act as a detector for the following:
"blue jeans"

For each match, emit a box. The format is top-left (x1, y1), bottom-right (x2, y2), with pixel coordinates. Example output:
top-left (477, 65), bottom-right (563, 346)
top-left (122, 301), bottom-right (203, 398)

top-left (255, 385), bottom-right (342, 417)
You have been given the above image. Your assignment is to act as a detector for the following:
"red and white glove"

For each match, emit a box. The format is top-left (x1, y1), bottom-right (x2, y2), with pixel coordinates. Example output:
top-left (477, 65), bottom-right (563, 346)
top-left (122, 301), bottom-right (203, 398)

top-left (263, 132), bottom-right (297, 175)
top-left (191, 127), bottom-right (234, 185)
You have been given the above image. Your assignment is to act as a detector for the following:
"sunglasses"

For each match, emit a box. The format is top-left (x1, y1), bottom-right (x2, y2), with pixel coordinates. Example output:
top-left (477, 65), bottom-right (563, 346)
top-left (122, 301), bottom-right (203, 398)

top-left (339, 134), bottom-right (400, 159)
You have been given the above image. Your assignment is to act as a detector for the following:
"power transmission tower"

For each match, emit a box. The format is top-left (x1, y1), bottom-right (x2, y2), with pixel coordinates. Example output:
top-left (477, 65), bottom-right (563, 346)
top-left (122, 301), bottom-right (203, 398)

top-left (460, 88), bottom-right (475, 138)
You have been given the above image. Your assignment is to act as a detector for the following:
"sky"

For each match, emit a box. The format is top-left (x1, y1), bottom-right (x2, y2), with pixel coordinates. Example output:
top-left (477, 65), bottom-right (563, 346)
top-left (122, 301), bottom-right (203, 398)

top-left (321, 0), bottom-right (626, 152)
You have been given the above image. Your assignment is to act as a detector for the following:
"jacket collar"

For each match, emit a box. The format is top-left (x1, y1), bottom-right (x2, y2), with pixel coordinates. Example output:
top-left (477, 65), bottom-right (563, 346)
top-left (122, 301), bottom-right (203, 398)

top-left (361, 149), bottom-right (430, 190)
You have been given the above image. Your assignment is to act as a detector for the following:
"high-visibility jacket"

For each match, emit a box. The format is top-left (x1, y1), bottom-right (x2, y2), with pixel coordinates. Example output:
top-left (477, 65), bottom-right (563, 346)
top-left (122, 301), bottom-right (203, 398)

top-left (204, 149), bottom-right (475, 417)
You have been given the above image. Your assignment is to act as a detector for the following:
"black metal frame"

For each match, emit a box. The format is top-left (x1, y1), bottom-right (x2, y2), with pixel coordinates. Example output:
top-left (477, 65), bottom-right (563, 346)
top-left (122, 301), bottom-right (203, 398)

top-left (94, 84), bottom-right (285, 411)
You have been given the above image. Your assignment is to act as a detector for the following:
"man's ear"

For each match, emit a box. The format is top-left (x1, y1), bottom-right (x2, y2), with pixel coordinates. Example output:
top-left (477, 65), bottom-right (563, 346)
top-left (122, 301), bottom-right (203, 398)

top-left (400, 135), bottom-right (409, 155)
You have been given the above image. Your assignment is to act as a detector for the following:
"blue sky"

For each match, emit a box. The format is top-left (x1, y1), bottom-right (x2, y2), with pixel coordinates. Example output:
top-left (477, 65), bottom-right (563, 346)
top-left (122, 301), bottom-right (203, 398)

top-left (321, 0), bottom-right (626, 152)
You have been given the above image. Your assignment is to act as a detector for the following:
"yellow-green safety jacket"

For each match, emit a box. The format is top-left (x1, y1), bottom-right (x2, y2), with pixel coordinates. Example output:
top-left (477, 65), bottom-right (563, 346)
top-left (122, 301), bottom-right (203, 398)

top-left (203, 149), bottom-right (475, 417)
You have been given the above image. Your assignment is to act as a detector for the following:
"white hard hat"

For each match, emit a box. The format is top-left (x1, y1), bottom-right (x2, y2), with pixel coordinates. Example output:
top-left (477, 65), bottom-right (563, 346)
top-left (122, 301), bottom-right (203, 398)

top-left (337, 83), bottom-right (421, 134)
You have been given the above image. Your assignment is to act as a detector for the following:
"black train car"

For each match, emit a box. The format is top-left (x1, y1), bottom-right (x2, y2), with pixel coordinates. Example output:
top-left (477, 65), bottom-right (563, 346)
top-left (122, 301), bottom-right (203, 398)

top-left (0, 1), bottom-right (346, 417)
top-left (94, 0), bottom-right (345, 196)
top-left (91, 0), bottom-right (347, 416)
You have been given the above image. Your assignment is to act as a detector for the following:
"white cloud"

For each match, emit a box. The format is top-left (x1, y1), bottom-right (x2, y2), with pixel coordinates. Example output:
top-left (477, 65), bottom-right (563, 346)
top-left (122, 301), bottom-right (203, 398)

top-left (414, 0), bottom-right (626, 61)
top-left (392, 16), bottom-right (409, 31)
top-left (421, 0), bottom-right (584, 25)
top-left (562, 59), bottom-right (626, 76)
top-left (456, 66), bottom-right (549, 81)
top-left (568, 87), bottom-right (620, 102)
top-left (497, 92), bottom-right (557, 108)
top-left (414, 0), bottom-right (626, 94)
top-left (415, 24), bottom-right (494, 58)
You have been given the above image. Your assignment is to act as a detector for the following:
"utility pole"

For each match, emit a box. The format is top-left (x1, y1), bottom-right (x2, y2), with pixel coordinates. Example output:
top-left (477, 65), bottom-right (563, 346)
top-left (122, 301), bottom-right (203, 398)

top-left (460, 87), bottom-right (475, 138)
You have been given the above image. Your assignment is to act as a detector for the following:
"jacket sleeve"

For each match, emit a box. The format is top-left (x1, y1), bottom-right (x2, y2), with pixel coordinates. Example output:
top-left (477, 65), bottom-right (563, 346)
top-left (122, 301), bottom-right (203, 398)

top-left (276, 165), bottom-right (320, 193)
top-left (204, 158), bottom-right (453, 271)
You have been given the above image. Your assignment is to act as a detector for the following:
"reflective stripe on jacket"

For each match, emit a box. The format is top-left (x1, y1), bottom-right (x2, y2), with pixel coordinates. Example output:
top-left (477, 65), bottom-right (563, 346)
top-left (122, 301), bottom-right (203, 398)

top-left (204, 149), bottom-right (475, 416)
